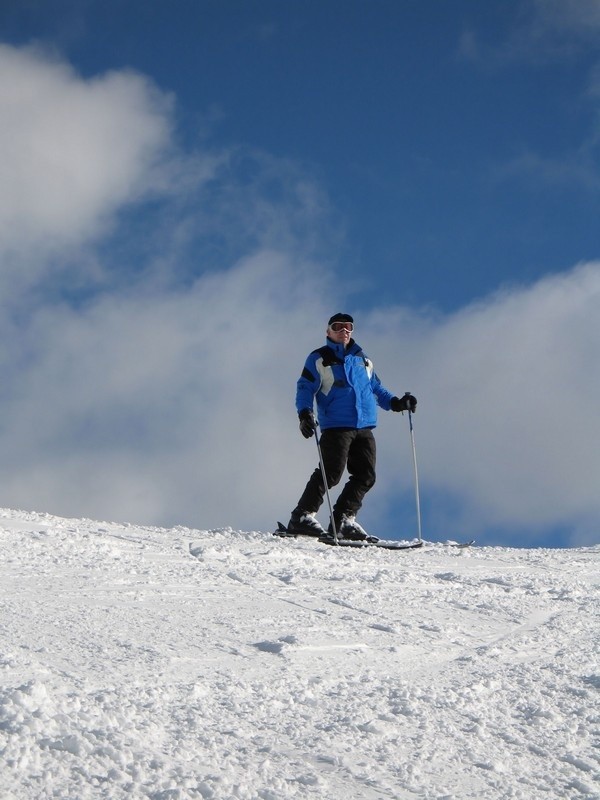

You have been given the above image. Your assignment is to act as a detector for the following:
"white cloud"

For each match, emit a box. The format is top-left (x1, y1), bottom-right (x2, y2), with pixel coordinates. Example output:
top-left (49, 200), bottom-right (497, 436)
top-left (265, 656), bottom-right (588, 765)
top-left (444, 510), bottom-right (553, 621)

top-left (0, 46), bottom-right (162, 243)
top-left (0, 44), bottom-right (216, 295)
top-left (2, 255), bottom-right (599, 546)
top-left (0, 251), bottom-right (332, 527)
top-left (0, 44), bottom-right (598, 546)
top-left (364, 264), bottom-right (600, 545)
top-left (0, 45), bottom-right (337, 529)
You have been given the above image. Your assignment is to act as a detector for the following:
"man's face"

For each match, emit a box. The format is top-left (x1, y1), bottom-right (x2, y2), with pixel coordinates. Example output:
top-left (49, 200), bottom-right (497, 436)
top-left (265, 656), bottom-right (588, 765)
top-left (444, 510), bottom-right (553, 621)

top-left (327, 321), bottom-right (353, 345)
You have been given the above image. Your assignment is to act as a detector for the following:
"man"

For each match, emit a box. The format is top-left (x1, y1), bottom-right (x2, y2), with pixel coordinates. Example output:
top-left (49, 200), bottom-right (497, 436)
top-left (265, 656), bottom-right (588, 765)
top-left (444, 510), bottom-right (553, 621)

top-left (287, 312), bottom-right (417, 541)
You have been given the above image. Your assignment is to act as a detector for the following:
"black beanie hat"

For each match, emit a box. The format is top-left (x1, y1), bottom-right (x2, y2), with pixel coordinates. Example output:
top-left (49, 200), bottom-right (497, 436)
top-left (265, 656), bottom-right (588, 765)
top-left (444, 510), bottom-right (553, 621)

top-left (327, 312), bottom-right (354, 326)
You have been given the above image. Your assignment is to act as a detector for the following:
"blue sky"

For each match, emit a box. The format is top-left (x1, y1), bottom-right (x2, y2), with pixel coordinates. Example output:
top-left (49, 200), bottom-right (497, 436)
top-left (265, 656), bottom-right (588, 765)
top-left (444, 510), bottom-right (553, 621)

top-left (1, 1), bottom-right (599, 547)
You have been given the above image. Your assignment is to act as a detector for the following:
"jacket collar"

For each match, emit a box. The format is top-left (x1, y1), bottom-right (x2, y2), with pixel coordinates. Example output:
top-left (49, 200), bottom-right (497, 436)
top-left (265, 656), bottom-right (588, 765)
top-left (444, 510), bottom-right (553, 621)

top-left (326, 337), bottom-right (359, 359)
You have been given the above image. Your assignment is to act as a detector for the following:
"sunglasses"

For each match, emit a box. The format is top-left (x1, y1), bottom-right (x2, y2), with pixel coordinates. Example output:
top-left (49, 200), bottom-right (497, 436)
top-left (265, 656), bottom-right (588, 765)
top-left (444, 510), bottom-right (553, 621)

top-left (330, 321), bottom-right (354, 332)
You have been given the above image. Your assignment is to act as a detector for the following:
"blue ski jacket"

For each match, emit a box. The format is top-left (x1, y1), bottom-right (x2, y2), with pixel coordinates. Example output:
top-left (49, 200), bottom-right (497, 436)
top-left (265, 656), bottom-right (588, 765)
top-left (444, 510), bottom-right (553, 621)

top-left (295, 338), bottom-right (395, 430)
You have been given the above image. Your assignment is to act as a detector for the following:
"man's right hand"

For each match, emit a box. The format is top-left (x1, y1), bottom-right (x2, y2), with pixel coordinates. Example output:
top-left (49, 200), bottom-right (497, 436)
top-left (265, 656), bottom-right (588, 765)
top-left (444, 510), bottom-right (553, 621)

top-left (298, 409), bottom-right (316, 438)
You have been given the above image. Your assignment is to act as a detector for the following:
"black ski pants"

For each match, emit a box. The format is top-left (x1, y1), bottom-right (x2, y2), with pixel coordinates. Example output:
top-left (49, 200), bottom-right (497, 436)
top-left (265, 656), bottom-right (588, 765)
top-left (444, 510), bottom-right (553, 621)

top-left (297, 428), bottom-right (376, 520)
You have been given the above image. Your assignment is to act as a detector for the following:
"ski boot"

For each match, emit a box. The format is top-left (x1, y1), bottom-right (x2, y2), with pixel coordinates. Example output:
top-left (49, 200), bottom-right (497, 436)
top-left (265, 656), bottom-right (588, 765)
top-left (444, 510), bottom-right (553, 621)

top-left (328, 514), bottom-right (379, 543)
top-left (286, 508), bottom-right (325, 536)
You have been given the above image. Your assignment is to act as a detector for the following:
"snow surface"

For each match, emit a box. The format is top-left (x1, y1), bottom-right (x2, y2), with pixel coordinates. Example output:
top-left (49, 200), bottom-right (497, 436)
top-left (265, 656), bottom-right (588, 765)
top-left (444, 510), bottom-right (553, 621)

top-left (0, 508), bottom-right (598, 800)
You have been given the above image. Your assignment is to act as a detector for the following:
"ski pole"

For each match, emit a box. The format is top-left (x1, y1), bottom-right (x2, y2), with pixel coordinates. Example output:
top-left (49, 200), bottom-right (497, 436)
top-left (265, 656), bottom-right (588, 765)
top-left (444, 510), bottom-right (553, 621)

top-left (405, 394), bottom-right (423, 543)
top-left (314, 422), bottom-right (339, 544)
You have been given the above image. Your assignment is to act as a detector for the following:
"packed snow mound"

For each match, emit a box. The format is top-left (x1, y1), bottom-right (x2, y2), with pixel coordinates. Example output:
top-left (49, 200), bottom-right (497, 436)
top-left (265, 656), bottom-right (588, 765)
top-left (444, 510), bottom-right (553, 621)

top-left (0, 507), bottom-right (598, 799)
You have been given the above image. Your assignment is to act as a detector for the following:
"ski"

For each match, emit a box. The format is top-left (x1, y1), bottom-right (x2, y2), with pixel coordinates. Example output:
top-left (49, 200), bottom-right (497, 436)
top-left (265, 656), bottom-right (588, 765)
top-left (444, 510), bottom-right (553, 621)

top-left (320, 536), bottom-right (424, 551)
top-left (273, 522), bottom-right (474, 550)
top-left (273, 522), bottom-right (424, 550)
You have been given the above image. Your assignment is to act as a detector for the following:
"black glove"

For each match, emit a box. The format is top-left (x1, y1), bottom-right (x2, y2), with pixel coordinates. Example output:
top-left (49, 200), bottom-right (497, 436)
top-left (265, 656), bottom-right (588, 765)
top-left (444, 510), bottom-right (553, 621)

top-left (391, 393), bottom-right (417, 413)
top-left (298, 408), bottom-right (317, 438)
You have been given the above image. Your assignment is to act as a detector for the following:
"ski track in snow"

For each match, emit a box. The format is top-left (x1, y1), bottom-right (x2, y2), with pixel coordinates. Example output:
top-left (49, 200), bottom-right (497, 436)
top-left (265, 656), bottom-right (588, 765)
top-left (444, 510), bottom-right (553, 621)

top-left (0, 508), bottom-right (598, 800)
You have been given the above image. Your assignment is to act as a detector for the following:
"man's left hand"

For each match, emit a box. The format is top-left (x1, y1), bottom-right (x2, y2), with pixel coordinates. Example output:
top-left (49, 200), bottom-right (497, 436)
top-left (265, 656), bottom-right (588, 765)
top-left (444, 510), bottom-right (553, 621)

top-left (391, 394), bottom-right (417, 413)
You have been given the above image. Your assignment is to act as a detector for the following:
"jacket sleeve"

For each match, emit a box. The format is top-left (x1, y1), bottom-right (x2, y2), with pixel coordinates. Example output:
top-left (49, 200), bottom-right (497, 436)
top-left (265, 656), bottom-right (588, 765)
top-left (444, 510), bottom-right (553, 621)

top-left (295, 352), bottom-right (321, 414)
top-left (371, 371), bottom-right (395, 411)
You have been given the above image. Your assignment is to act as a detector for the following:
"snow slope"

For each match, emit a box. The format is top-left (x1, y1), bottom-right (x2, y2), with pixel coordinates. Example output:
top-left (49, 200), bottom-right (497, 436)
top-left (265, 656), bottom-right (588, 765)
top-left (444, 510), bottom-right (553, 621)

top-left (0, 508), bottom-right (598, 800)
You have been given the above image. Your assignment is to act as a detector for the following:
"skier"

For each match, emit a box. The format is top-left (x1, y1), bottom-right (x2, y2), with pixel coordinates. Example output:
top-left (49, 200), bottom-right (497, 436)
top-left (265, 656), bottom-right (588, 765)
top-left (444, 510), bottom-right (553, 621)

top-left (287, 312), bottom-right (417, 541)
